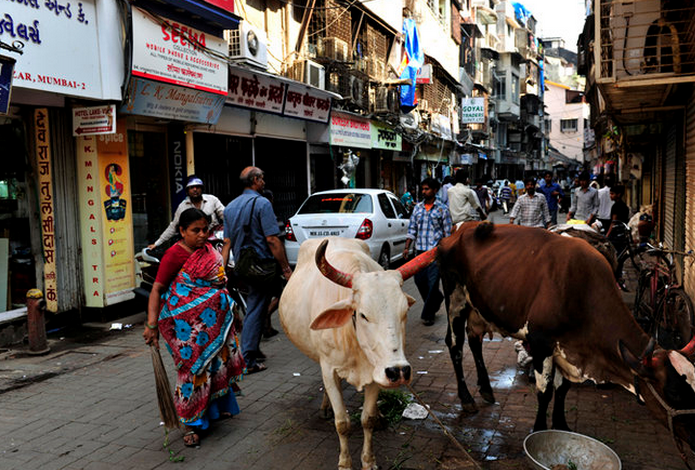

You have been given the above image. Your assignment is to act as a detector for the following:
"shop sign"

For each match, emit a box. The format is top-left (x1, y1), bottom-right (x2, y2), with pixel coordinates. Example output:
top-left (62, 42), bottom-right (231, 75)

top-left (284, 82), bottom-right (331, 123)
top-left (330, 112), bottom-right (371, 149)
top-left (0, 55), bottom-right (15, 115)
top-left (168, 125), bottom-right (187, 215)
top-left (461, 97), bottom-right (486, 124)
top-left (5, 0), bottom-right (105, 99)
top-left (76, 119), bottom-right (135, 308)
top-left (415, 64), bottom-right (432, 84)
top-left (227, 67), bottom-right (285, 114)
top-left (371, 122), bottom-right (401, 151)
top-left (72, 105), bottom-right (116, 136)
top-left (121, 77), bottom-right (225, 124)
top-left (131, 7), bottom-right (228, 95)
top-left (34, 109), bottom-right (57, 312)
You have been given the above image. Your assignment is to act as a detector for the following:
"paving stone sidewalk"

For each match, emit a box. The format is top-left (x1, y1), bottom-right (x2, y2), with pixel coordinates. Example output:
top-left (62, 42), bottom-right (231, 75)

top-left (0, 276), bottom-right (687, 470)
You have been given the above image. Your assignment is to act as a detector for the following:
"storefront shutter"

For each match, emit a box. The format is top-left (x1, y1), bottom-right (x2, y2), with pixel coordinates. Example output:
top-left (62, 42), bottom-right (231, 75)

top-left (683, 91), bottom-right (695, 298)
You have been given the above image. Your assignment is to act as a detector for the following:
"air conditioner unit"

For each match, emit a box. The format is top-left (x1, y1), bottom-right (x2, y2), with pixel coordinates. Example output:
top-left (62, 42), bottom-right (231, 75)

top-left (610, 0), bottom-right (660, 77)
top-left (226, 22), bottom-right (268, 70)
top-left (374, 86), bottom-right (399, 113)
top-left (323, 37), bottom-right (349, 62)
top-left (348, 75), bottom-right (366, 108)
top-left (291, 59), bottom-right (325, 89)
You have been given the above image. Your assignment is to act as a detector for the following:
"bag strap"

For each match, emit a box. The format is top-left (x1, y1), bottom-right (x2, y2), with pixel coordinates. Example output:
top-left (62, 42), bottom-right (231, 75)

top-left (241, 196), bottom-right (260, 246)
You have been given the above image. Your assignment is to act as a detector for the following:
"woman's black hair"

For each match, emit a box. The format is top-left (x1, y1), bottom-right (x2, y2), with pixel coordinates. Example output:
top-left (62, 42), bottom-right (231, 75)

top-left (178, 208), bottom-right (209, 231)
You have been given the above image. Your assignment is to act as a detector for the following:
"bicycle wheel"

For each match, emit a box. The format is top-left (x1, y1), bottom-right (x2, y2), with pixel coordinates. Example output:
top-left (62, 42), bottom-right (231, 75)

top-left (655, 289), bottom-right (695, 350)
top-left (633, 270), bottom-right (657, 332)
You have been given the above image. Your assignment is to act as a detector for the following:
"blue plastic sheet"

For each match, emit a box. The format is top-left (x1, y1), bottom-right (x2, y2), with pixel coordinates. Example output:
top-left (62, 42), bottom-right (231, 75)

top-left (399, 18), bottom-right (424, 113)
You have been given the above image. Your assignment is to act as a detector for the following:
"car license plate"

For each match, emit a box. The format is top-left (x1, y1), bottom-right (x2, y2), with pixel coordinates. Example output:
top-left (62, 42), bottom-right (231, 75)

top-left (309, 230), bottom-right (341, 237)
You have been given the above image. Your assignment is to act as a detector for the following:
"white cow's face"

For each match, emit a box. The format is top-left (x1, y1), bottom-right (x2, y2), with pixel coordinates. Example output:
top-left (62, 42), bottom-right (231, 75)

top-left (311, 270), bottom-right (415, 388)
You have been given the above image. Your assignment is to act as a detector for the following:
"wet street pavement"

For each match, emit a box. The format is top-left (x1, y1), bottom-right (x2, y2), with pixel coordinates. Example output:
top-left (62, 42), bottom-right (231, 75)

top-left (0, 216), bottom-right (689, 469)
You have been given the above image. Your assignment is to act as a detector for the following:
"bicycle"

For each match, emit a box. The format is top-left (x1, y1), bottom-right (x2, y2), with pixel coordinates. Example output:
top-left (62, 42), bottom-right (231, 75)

top-left (608, 221), bottom-right (653, 289)
top-left (632, 244), bottom-right (695, 350)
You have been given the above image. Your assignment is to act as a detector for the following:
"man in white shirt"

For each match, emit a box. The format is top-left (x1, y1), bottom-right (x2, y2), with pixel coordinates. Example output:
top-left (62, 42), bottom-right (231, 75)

top-left (148, 175), bottom-right (225, 249)
top-left (596, 174), bottom-right (615, 232)
top-left (447, 170), bottom-right (487, 224)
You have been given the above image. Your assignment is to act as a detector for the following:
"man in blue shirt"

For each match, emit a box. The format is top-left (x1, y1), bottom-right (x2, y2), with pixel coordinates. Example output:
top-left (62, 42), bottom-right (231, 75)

top-left (222, 166), bottom-right (292, 373)
top-left (402, 177), bottom-right (452, 326)
top-left (537, 171), bottom-right (564, 226)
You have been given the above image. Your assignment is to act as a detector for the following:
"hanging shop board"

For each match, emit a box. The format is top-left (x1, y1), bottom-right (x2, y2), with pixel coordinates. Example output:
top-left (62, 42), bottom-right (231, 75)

top-left (73, 105), bottom-right (117, 136)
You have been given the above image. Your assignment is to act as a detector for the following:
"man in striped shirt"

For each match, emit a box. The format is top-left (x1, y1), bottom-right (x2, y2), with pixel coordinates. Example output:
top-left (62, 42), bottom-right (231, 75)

top-left (509, 177), bottom-right (550, 228)
top-left (403, 177), bottom-right (452, 326)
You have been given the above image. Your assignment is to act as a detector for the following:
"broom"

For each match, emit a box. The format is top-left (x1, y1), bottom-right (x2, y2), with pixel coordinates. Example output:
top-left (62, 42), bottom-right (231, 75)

top-left (150, 344), bottom-right (180, 429)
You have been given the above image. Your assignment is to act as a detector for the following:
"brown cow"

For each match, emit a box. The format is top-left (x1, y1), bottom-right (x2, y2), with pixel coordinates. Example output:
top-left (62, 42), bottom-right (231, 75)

top-left (438, 221), bottom-right (695, 456)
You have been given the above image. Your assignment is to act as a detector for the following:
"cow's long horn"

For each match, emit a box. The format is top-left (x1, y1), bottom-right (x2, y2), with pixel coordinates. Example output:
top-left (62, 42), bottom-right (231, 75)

top-left (315, 239), bottom-right (353, 288)
top-left (677, 335), bottom-right (695, 357)
top-left (397, 248), bottom-right (437, 281)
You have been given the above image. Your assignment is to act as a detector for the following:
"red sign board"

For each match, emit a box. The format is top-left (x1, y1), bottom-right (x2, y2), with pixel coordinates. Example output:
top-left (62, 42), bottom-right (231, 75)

top-left (202, 0), bottom-right (234, 13)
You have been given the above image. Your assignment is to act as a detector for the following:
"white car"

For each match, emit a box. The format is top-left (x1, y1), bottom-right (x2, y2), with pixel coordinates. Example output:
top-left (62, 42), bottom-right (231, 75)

top-left (284, 189), bottom-right (410, 268)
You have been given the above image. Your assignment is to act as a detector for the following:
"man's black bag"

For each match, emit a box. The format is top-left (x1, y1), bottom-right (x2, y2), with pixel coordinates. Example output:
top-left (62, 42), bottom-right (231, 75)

top-left (234, 197), bottom-right (279, 284)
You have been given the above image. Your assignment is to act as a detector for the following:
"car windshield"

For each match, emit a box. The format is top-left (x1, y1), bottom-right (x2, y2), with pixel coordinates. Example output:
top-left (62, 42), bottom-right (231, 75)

top-left (297, 193), bottom-right (373, 214)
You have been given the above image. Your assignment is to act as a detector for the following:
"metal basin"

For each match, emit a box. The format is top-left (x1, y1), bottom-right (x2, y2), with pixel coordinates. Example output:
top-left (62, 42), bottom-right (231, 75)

top-left (524, 430), bottom-right (622, 470)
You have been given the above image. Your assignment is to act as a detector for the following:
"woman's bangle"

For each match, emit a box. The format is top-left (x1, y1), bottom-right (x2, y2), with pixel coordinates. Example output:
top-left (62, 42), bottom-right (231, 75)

top-left (145, 322), bottom-right (158, 330)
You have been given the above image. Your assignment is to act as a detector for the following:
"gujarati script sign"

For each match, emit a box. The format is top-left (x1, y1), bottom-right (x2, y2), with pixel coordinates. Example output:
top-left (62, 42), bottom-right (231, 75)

top-left (371, 121), bottom-right (401, 151)
top-left (329, 112), bottom-right (371, 149)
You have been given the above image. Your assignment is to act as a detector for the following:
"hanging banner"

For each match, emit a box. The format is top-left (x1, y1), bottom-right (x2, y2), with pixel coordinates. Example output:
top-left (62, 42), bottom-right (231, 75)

top-left (371, 122), bottom-right (401, 151)
top-left (168, 124), bottom-right (187, 216)
top-left (34, 109), bottom-right (57, 312)
top-left (330, 112), bottom-right (371, 149)
top-left (0, 55), bottom-right (16, 115)
top-left (131, 7), bottom-right (228, 95)
top-left (121, 77), bottom-right (225, 124)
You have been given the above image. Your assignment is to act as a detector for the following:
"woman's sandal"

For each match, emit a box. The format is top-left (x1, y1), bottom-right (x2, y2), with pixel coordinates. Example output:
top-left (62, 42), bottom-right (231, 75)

top-left (247, 363), bottom-right (267, 374)
top-left (183, 430), bottom-right (200, 447)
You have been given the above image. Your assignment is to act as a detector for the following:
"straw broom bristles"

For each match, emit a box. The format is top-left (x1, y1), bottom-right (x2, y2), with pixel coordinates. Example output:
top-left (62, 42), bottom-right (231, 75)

top-left (150, 344), bottom-right (180, 429)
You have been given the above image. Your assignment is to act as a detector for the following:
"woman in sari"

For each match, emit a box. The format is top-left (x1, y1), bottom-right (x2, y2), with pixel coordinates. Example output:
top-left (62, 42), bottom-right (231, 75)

top-left (143, 208), bottom-right (245, 447)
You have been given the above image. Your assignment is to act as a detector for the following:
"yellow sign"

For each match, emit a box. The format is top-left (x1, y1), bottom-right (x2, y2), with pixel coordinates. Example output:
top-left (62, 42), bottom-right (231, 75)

top-left (77, 118), bottom-right (135, 307)
top-left (97, 122), bottom-right (135, 305)
top-left (34, 109), bottom-right (58, 312)
top-left (76, 134), bottom-right (105, 307)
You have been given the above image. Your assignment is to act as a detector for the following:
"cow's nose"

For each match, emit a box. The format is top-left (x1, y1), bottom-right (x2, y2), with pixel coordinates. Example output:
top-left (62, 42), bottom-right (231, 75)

top-left (401, 365), bottom-right (411, 381)
top-left (385, 367), bottom-right (400, 382)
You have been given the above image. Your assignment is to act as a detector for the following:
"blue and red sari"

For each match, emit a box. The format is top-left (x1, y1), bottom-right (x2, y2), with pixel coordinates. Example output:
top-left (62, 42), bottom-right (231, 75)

top-left (158, 243), bottom-right (246, 427)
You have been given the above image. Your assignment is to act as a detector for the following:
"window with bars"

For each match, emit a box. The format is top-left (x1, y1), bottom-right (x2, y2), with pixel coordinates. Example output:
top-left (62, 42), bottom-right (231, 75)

top-left (560, 119), bottom-right (578, 133)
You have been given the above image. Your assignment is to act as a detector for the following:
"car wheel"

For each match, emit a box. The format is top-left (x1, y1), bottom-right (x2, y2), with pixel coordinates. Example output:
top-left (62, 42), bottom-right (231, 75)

top-left (378, 246), bottom-right (390, 269)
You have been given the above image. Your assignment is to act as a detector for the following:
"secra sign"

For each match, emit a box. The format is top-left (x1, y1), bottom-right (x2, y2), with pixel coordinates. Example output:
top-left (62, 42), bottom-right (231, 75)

top-left (131, 7), bottom-right (228, 95)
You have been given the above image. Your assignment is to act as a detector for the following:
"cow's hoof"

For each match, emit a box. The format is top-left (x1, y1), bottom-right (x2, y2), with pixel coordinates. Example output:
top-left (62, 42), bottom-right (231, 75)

top-left (460, 402), bottom-right (478, 416)
top-left (480, 390), bottom-right (495, 404)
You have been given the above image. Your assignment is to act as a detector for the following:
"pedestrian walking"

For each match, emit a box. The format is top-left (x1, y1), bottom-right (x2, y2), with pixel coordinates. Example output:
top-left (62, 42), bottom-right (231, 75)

top-left (596, 174), bottom-right (615, 232)
top-left (567, 171), bottom-right (599, 225)
top-left (143, 208), bottom-right (246, 448)
top-left (402, 177), bottom-right (452, 326)
top-left (509, 177), bottom-right (550, 228)
top-left (438, 175), bottom-right (454, 206)
top-left (473, 179), bottom-right (490, 214)
top-left (222, 166), bottom-right (293, 374)
top-left (447, 169), bottom-right (487, 224)
top-left (148, 175), bottom-right (225, 250)
top-left (498, 180), bottom-right (512, 215)
top-left (537, 171), bottom-right (564, 226)
top-left (605, 184), bottom-right (630, 290)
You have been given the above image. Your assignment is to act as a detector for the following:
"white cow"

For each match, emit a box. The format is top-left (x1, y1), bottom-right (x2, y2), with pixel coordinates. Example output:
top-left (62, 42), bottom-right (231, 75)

top-left (279, 237), bottom-right (435, 470)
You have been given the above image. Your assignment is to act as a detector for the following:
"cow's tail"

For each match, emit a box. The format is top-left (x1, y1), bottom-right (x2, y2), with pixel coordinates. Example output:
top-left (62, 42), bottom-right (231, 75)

top-left (474, 221), bottom-right (495, 240)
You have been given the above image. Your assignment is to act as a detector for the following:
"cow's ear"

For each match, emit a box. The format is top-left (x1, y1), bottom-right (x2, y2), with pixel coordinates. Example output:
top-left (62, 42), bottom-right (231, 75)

top-left (311, 299), bottom-right (355, 330)
top-left (406, 294), bottom-right (417, 307)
